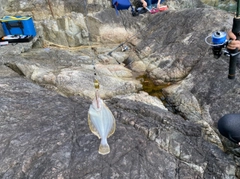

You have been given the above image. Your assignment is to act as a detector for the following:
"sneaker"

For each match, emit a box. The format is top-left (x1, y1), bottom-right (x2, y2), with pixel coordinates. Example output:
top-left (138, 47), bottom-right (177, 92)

top-left (150, 8), bottom-right (159, 14)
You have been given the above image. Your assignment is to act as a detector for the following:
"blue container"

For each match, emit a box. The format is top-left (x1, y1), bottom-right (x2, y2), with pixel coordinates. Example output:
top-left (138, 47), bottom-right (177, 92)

top-left (0, 16), bottom-right (36, 37)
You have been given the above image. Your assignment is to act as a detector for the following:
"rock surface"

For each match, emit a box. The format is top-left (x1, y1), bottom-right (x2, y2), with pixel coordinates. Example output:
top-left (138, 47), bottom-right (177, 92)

top-left (0, 75), bottom-right (235, 179)
top-left (1, 0), bottom-right (240, 178)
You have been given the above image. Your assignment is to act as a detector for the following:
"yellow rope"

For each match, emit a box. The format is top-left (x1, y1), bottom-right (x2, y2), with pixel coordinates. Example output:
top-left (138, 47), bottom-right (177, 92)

top-left (0, 16), bottom-right (31, 22)
top-left (42, 40), bottom-right (119, 52)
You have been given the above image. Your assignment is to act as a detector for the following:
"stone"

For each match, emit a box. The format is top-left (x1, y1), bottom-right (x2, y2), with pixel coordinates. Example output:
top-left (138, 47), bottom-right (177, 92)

top-left (0, 0), bottom-right (240, 178)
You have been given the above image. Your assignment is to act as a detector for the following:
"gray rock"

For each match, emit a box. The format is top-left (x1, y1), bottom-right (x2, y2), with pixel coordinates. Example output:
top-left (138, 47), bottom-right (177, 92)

top-left (0, 0), bottom-right (240, 178)
top-left (0, 77), bottom-right (235, 178)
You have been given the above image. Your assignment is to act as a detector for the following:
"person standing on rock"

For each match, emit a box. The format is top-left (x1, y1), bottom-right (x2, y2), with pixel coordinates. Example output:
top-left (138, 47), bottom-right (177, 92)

top-left (218, 114), bottom-right (240, 145)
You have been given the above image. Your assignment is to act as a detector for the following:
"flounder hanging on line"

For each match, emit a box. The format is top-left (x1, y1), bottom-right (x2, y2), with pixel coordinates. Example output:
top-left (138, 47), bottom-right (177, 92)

top-left (88, 91), bottom-right (116, 155)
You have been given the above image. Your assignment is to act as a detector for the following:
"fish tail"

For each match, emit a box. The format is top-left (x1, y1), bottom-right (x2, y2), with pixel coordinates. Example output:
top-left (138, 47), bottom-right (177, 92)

top-left (98, 138), bottom-right (110, 155)
top-left (98, 143), bottom-right (110, 155)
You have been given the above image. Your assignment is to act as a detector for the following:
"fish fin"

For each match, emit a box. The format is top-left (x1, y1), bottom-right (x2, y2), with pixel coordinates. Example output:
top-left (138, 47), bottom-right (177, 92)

top-left (88, 113), bottom-right (101, 139)
top-left (98, 143), bottom-right (110, 155)
top-left (102, 103), bottom-right (116, 138)
top-left (108, 117), bottom-right (116, 138)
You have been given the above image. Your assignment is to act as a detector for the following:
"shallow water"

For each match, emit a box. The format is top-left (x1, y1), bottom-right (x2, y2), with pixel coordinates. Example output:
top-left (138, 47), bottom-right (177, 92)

top-left (137, 74), bottom-right (170, 99)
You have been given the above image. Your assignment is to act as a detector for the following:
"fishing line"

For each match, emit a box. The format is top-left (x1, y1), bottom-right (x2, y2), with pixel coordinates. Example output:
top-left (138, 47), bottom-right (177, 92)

top-left (91, 58), bottom-right (100, 101)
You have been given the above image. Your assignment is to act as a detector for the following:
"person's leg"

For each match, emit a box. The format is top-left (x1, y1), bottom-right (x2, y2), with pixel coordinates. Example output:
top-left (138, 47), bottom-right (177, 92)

top-left (160, 0), bottom-right (165, 4)
top-left (151, 0), bottom-right (164, 8)
top-left (218, 114), bottom-right (240, 144)
top-left (145, 0), bottom-right (152, 8)
top-left (151, 0), bottom-right (158, 4)
top-left (151, 0), bottom-right (166, 4)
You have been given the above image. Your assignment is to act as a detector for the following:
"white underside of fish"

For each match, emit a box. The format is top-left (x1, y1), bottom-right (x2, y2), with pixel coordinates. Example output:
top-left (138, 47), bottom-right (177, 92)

top-left (88, 96), bottom-right (116, 155)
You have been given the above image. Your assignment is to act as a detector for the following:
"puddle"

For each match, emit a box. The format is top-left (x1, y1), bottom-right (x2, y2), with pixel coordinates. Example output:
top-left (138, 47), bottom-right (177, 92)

top-left (136, 74), bottom-right (179, 113)
top-left (136, 74), bottom-right (171, 100)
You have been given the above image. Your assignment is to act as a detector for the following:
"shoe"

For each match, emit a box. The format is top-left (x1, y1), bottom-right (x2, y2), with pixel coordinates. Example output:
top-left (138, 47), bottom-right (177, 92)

top-left (149, 8), bottom-right (159, 14)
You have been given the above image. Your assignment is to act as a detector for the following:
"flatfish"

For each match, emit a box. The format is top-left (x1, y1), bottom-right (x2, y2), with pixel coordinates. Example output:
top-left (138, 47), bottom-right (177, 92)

top-left (88, 91), bottom-right (116, 155)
